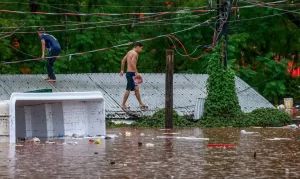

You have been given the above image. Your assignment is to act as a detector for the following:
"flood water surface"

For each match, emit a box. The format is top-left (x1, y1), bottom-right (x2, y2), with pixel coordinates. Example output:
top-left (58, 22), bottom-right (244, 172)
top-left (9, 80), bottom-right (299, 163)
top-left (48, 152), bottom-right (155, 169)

top-left (0, 127), bottom-right (300, 179)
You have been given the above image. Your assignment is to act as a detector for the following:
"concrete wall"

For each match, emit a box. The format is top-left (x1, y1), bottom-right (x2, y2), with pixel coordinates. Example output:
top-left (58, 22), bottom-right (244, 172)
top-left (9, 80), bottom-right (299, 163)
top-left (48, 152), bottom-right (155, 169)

top-left (0, 100), bottom-right (9, 142)
top-left (13, 100), bottom-right (105, 141)
top-left (4, 91), bottom-right (106, 143)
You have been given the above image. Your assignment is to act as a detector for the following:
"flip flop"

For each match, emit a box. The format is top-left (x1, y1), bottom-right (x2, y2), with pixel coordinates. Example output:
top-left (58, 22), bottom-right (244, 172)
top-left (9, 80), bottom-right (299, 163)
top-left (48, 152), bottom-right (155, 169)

top-left (47, 79), bottom-right (56, 82)
top-left (139, 105), bottom-right (148, 109)
top-left (121, 106), bottom-right (130, 110)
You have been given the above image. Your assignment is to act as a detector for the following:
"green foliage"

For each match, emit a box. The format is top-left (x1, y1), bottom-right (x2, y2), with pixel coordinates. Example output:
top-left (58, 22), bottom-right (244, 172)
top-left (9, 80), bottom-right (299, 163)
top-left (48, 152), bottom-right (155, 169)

top-left (245, 108), bottom-right (291, 127)
top-left (110, 107), bottom-right (291, 128)
top-left (199, 108), bottom-right (291, 127)
top-left (286, 76), bottom-right (300, 100)
top-left (132, 109), bottom-right (196, 128)
top-left (0, 0), bottom-right (299, 105)
top-left (106, 120), bottom-right (130, 128)
top-left (203, 48), bottom-right (242, 120)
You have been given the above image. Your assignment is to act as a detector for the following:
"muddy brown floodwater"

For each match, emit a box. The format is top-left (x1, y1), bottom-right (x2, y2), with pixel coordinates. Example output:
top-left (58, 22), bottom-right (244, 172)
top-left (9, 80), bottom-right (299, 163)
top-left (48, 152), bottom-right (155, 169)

top-left (0, 127), bottom-right (300, 179)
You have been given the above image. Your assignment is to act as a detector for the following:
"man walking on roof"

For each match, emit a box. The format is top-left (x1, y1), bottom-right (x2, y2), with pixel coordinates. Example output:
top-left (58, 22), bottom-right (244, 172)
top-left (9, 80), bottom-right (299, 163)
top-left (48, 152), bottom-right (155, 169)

top-left (38, 27), bottom-right (61, 82)
top-left (120, 42), bottom-right (148, 110)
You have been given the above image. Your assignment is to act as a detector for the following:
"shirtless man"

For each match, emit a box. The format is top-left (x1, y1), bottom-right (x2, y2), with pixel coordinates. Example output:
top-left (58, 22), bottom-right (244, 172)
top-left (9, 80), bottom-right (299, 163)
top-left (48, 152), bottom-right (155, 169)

top-left (120, 42), bottom-right (147, 109)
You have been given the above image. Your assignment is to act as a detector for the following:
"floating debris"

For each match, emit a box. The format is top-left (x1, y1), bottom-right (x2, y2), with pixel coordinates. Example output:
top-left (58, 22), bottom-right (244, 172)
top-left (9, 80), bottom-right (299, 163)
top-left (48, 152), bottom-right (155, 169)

top-left (145, 143), bottom-right (154, 147)
top-left (64, 142), bottom-right (78, 145)
top-left (240, 130), bottom-right (259, 134)
top-left (93, 139), bottom-right (102, 145)
top-left (125, 131), bottom-right (132, 136)
top-left (140, 133), bottom-right (145, 136)
top-left (17, 137), bottom-right (28, 142)
top-left (265, 138), bottom-right (292, 141)
top-left (157, 136), bottom-right (209, 140)
top-left (30, 137), bottom-right (40, 143)
top-left (106, 134), bottom-right (118, 139)
top-left (207, 144), bottom-right (236, 148)
top-left (45, 141), bottom-right (56, 144)
top-left (119, 164), bottom-right (127, 167)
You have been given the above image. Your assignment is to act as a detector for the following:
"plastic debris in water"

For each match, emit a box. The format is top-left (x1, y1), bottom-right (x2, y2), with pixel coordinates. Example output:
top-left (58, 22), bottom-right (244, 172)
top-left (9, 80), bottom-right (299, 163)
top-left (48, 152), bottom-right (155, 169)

top-left (240, 130), bottom-right (259, 134)
top-left (45, 141), bottom-right (56, 144)
top-left (64, 142), bottom-right (78, 145)
top-left (119, 164), bottom-right (127, 167)
top-left (106, 134), bottom-right (118, 139)
top-left (163, 133), bottom-right (180, 135)
top-left (145, 143), bottom-right (154, 147)
top-left (157, 136), bottom-right (209, 140)
top-left (89, 140), bottom-right (95, 144)
top-left (289, 124), bottom-right (297, 128)
top-left (17, 137), bottom-right (28, 141)
top-left (207, 144), bottom-right (237, 148)
top-left (265, 138), bottom-right (292, 141)
top-left (138, 142), bottom-right (143, 146)
top-left (31, 137), bottom-right (40, 142)
top-left (94, 139), bottom-right (102, 145)
top-left (125, 131), bottom-right (132, 137)
top-left (140, 133), bottom-right (145, 136)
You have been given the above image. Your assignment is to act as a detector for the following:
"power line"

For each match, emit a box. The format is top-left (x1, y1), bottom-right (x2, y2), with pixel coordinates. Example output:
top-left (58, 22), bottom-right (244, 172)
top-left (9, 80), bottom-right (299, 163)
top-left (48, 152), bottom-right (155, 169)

top-left (0, 12), bottom-right (212, 29)
top-left (0, 1), bottom-right (197, 8)
top-left (0, 8), bottom-right (214, 17)
top-left (2, 8), bottom-right (297, 34)
top-left (244, 0), bottom-right (300, 14)
top-left (0, 15), bottom-right (219, 66)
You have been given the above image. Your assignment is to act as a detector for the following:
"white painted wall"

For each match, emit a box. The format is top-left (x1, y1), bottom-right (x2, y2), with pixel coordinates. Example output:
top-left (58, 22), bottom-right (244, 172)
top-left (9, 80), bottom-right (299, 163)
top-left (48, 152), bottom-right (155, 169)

top-left (9, 92), bottom-right (106, 143)
top-left (0, 100), bottom-right (10, 143)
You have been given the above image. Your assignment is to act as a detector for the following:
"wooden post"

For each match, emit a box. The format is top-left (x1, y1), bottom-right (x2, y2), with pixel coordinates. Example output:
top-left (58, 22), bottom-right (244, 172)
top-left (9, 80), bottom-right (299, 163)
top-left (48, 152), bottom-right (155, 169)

top-left (165, 50), bottom-right (174, 129)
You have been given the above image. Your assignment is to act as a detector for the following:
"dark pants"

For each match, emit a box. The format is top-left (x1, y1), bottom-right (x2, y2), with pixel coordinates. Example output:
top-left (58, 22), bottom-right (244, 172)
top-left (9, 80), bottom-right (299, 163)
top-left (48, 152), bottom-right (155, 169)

top-left (47, 49), bottom-right (60, 80)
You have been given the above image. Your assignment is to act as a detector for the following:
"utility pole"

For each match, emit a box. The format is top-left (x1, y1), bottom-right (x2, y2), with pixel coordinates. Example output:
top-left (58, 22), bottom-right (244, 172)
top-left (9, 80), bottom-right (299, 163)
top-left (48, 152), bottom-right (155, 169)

top-left (165, 50), bottom-right (174, 129)
top-left (216, 0), bottom-right (231, 68)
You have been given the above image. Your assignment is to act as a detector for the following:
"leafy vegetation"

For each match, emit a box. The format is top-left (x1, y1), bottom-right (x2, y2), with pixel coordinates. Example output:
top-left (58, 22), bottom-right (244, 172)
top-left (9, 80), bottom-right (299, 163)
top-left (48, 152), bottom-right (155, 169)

top-left (0, 0), bottom-right (300, 104)
top-left (131, 109), bottom-right (195, 128)
top-left (203, 48), bottom-right (242, 120)
top-left (110, 107), bottom-right (291, 128)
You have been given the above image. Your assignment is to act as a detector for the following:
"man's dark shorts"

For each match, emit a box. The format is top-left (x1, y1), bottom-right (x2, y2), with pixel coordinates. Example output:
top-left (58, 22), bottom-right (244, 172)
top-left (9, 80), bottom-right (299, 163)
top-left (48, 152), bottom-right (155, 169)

top-left (126, 72), bottom-right (136, 91)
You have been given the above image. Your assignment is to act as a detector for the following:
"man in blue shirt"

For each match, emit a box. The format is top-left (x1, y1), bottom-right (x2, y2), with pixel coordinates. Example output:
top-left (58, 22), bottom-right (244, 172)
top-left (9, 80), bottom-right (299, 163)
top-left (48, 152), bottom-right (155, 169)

top-left (38, 27), bottom-right (61, 82)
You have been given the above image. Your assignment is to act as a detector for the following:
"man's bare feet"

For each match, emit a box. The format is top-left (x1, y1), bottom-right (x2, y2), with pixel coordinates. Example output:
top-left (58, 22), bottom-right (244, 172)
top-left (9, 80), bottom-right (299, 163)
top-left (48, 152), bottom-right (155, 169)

top-left (44, 77), bottom-right (50, 80)
top-left (121, 105), bottom-right (130, 110)
top-left (47, 79), bottom-right (56, 82)
top-left (139, 104), bottom-right (148, 109)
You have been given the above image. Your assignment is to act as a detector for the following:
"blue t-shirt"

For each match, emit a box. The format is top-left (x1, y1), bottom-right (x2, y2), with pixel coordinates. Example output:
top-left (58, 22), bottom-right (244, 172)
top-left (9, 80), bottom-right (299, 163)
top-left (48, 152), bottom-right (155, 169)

top-left (39, 33), bottom-right (61, 51)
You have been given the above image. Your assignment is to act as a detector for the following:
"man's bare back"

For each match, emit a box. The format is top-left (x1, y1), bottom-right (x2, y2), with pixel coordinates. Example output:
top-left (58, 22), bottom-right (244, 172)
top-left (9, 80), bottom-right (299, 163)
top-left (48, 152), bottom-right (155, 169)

top-left (125, 50), bottom-right (138, 72)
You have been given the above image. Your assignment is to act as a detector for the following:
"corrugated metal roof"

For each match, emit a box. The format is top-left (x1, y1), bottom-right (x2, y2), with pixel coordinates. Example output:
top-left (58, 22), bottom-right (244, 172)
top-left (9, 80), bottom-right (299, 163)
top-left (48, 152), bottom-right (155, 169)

top-left (0, 74), bottom-right (57, 93)
top-left (0, 73), bottom-right (274, 118)
top-left (235, 77), bottom-right (275, 112)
